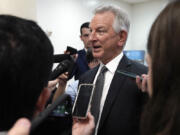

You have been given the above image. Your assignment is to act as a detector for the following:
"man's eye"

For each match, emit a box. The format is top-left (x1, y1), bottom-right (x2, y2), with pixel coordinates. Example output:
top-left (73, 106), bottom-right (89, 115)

top-left (83, 34), bottom-right (89, 37)
top-left (99, 30), bottom-right (105, 32)
top-left (97, 29), bottom-right (106, 35)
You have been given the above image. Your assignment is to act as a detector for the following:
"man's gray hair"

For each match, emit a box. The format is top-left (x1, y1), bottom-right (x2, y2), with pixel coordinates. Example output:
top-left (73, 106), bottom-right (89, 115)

top-left (94, 4), bottom-right (130, 33)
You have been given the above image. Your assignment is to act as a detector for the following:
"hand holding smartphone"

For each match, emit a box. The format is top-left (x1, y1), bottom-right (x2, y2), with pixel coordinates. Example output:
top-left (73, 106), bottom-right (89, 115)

top-left (117, 70), bottom-right (143, 81)
top-left (72, 84), bottom-right (95, 119)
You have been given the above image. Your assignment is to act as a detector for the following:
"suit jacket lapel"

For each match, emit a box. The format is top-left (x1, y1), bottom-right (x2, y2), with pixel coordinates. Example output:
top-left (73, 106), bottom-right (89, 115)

top-left (80, 65), bottom-right (99, 84)
top-left (98, 55), bottom-right (132, 130)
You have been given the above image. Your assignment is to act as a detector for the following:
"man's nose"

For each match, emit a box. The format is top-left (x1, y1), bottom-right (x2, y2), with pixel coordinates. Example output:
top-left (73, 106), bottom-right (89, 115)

top-left (89, 31), bottom-right (97, 41)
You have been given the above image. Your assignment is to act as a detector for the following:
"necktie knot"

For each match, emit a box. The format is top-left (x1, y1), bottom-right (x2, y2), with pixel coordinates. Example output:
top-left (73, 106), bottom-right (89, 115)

top-left (100, 66), bottom-right (108, 74)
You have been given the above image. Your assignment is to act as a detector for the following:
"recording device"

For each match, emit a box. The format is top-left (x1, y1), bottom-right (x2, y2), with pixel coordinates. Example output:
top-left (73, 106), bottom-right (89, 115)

top-left (30, 94), bottom-right (71, 134)
top-left (49, 59), bottom-right (73, 80)
top-left (66, 46), bottom-right (77, 55)
top-left (49, 46), bottom-right (77, 81)
top-left (72, 84), bottom-right (95, 119)
top-left (53, 46), bottom-right (77, 63)
top-left (53, 54), bottom-right (70, 63)
top-left (117, 70), bottom-right (143, 80)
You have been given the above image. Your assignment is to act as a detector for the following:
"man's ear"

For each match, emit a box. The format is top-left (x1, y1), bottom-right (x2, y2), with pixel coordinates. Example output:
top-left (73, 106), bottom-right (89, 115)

top-left (80, 35), bottom-right (83, 41)
top-left (35, 88), bottom-right (51, 114)
top-left (117, 30), bottom-right (127, 47)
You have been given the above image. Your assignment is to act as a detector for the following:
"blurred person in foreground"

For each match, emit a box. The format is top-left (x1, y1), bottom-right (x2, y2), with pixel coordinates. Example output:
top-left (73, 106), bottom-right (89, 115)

top-left (0, 15), bottom-right (53, 131)
top-left (136, 1), bottom-right (180, 135)
top-left (0, 15), bottom-right (94, 135)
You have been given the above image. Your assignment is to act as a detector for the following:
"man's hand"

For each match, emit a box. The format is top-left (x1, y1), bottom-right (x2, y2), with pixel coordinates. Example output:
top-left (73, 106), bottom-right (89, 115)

top-left (48, 79), bottom-right (60, 92)
top-left (52, 72), bottom-right (69, 102)
top-left (136, 74), bottom-right (152, 97)
top-left (48, 72), bottom-right (69, 92)
top-left (72, 112), bottom-right (95, 135)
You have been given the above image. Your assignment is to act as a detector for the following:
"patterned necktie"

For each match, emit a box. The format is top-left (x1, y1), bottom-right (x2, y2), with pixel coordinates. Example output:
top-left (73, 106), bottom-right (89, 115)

top-left (91, 66), bottom-right (108, 125)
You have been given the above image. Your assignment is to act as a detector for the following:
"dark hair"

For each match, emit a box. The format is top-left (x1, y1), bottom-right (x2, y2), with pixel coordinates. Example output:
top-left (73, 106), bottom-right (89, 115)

top-left (141, 1), bottom-right (180, 135)
top-left (80, 22), bottom-right (90, 35)
top-left (0, 15), bottom-right (53, 130)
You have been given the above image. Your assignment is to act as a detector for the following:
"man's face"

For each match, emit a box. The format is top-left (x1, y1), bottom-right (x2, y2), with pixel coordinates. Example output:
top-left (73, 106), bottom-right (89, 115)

top-left (80, 28), bottom-right (91, 49)
top-left (89, 11), bottom-right (123, 64)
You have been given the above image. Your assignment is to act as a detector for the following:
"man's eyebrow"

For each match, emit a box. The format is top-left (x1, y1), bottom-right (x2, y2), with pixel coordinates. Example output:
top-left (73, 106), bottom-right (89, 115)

top-left (90, 26), bottom-right (106, 31)
top-left (83, 34), bottom-right (89, 36)
top-left (97, 26), bottom-right (105, 29)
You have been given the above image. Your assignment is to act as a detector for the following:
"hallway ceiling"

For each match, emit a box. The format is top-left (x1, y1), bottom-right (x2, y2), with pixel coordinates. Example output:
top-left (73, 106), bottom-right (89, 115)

top-left (120, 0), bottom-right (152, 4)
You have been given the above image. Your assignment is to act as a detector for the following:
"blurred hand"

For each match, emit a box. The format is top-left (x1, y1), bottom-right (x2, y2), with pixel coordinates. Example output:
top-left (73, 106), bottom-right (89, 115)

top-left (72, 112), bottom-right (95, 135)
top-left (48, 72), bottom-right (69, 92)
top-left (57, 72), bottom-right (68, 86)
top-left (52, 72), bottom-right (69, 102)
top-left (8, 118), bottom-right (31, 135)
top-left (48, 79), bottom-right (60, 92)
top-left (136, 74), bottom-right (150, 94)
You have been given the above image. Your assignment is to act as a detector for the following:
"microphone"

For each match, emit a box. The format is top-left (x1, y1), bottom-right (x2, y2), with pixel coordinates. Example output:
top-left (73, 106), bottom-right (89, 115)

top-left (53, 54), bottom-right (70, 63)
top-left (49, 59), bottom-right (72, 80)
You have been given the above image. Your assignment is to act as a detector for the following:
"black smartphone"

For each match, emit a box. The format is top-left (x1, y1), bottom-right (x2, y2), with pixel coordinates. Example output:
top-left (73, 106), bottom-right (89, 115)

top-left (66, 46), bottom-right (77, 55)
top-left (117, 70), bottom-right (143, 80)
top-left (72, 84), bottom-right (94, 119)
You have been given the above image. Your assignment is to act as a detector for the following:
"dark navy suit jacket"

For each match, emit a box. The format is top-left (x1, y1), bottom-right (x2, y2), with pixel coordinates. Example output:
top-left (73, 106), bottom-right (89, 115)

top-left (79, 55), bottom-right (148, 135)
top-left (70, 49), bottom-right (89, 80)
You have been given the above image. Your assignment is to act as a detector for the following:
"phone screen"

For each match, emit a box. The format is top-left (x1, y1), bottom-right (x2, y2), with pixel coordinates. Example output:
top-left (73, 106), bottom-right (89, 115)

top-left (72, 84), bottom-right (94, 119)
top-left (50, 99), bottom-right (72, 117)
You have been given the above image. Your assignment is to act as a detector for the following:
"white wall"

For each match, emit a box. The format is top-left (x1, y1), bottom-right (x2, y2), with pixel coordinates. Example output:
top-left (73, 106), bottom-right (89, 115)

top-left (37, 0), bottom-right (169, 54)
top-left (130, 0), bottom-right (169, 50)
top-left (0, 0), bottom-right (169, 54)
top-left (0, 0), bottom-right (37, 20)
top-left (36, 0), bottom-right (132, 54)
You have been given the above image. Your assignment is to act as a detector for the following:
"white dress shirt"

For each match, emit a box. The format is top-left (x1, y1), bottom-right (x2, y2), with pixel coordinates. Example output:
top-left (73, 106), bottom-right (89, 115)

top-left (93, 53), bottom-right (123, 135)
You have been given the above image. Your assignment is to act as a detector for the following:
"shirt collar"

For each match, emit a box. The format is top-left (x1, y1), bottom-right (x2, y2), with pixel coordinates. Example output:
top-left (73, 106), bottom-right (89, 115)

top-left (84, 48), bottom-right (87, 52)
top-left (100, 53), bottom-right (123, 74)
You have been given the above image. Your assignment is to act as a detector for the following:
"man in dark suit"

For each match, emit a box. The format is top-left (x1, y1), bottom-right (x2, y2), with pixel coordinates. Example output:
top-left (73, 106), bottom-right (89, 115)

top-left (78, 4), bottom-right (147, 135)
top-left (70, 22), bottom-right (92, 80)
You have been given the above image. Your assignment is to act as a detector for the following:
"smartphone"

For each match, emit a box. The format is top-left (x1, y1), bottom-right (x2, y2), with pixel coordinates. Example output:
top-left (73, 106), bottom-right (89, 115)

top-left (117, 70), bottom-right (143, 80)
top-left (72, 84), bottom-right (95, 119)
top-left (66, 46), bottom-right (77, 55)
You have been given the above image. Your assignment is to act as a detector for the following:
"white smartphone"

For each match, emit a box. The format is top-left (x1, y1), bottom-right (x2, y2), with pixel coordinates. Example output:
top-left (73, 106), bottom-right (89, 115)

top-left (72, 83), bottom-right (95, 119)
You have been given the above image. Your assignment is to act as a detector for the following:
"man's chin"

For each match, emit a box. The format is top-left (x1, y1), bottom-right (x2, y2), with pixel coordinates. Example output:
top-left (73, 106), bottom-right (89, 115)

top-left (93, 53), bottom-right (102, 60)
